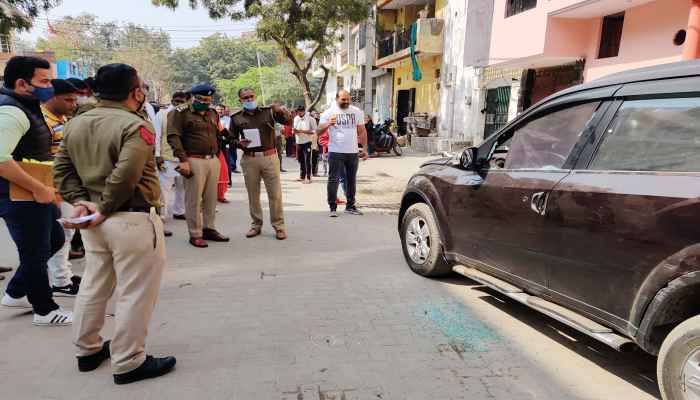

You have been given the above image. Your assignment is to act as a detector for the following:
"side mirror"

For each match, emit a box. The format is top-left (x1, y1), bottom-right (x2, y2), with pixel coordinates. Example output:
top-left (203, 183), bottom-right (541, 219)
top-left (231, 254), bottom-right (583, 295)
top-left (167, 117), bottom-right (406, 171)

top-left (460, 147), bottom-right (478, 170)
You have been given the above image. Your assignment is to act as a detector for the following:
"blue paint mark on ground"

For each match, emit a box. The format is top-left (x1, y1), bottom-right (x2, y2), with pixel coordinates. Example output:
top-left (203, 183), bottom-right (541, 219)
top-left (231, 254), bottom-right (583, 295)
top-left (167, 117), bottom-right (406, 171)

top-left (414, 300), bottom-right (501, 353)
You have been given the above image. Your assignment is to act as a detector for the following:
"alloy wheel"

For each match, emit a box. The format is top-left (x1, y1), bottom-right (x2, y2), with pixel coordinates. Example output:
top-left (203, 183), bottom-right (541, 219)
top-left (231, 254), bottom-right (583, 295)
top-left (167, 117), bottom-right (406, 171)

top-left (405, 217), bottom-right (430, 264)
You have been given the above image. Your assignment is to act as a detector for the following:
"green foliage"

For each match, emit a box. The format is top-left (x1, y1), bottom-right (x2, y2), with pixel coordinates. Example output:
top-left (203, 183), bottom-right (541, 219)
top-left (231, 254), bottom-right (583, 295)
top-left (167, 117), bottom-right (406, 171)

top-left (151, 0), bottom-right (370, 109)
top-left (0, 1), bottom-right (61, 34)
top-left (216, 64), bottom-right (322, 109)
top-left (168, 33), bottom-right (278, 91)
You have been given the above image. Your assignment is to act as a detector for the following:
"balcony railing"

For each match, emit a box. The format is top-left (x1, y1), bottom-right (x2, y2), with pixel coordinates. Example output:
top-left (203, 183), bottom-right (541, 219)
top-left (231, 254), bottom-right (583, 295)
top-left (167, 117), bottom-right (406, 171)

top-left (377, 27), bottom-right (411, 59)
top-left (376, 18), bottom-right (444, 65)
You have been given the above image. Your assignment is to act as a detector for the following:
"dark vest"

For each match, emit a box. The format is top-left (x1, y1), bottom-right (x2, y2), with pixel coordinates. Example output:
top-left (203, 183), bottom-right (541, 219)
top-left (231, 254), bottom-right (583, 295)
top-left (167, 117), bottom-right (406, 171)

top-left (0, 87), bottom-right (52, 161)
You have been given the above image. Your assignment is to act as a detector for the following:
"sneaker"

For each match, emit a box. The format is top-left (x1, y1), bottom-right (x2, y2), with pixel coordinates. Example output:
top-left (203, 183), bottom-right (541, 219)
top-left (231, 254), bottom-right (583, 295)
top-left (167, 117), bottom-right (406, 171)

top-left (53, 282), bottom-right (80, 297)
top-left (329, 210), bottom-right (338, 218)
top-left (33, 309), bottom-right (73, 326)
top-left (345, 208), bottom-right (364, 216)
top-left (113, 355), bottom-right (177, 385)
top-left (1, 294), bottom-right (32, 309)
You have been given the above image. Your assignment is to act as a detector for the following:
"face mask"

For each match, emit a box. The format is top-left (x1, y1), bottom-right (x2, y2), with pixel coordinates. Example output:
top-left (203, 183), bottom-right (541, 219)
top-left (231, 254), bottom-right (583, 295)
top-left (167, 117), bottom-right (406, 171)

top-left (31, 85), bottom-right (55, 102)
top-left (242, 101), bottom-right (257, 110)
top-left (77, 96), bottom-right (89, 105)
top-left (192, 100), bottom-right (210, 111)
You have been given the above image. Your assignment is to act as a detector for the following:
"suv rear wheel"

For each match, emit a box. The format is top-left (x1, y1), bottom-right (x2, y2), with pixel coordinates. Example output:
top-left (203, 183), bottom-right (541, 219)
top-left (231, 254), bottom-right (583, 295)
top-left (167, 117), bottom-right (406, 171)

top-left (658, 315), bottom-right (700, 400)
top-left (400, 203), bottom-right (451, 277)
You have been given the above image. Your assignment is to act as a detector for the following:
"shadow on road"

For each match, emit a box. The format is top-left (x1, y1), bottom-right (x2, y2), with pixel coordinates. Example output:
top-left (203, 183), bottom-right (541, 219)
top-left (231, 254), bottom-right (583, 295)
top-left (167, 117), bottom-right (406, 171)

top-left (437, 275), bottom-right (661, 399)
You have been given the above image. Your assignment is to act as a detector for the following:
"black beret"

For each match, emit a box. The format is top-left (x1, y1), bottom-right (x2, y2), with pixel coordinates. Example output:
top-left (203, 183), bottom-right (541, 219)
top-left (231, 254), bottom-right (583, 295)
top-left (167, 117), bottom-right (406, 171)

top-left (51, 79), bottom-right (78, 96)
top-left (190, 84), bottom-right (215, 96)
top-left (66, 78), bottom-right (88, 91)
top-left (95, 64), bottom-right (138, 97)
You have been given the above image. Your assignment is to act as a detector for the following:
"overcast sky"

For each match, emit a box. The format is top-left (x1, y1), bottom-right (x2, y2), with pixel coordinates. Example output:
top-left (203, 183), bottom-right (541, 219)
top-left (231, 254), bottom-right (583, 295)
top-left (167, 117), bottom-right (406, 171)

top-left (20, 0), bottom-right (256, 48)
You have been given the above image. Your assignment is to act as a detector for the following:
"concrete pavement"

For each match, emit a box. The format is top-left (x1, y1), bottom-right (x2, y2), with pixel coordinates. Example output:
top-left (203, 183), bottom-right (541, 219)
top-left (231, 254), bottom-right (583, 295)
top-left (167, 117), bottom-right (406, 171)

top-left (0, 152), bottom-right (659, 399)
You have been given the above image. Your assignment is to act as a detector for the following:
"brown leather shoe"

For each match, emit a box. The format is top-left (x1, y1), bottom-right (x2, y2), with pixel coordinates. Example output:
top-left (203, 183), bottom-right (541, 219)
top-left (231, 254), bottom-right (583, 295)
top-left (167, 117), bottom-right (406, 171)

top-left (189, 237), bottom-right (208, 248)
top-left (202, 229), bottom-right (230, 242)
top-left (275, 230), bottom-right (287, 241)
top-left (246, 228), bottom-right (261, 238)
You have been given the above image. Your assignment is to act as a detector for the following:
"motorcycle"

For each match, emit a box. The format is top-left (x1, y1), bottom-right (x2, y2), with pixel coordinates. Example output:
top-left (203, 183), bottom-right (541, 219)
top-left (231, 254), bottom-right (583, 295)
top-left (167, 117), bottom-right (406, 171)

top-left (370, 118), bottom-right (403, 157)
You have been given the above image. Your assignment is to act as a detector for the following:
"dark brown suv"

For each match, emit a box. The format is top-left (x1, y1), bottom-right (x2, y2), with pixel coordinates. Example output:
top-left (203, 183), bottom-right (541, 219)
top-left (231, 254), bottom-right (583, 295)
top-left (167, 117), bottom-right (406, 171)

top-left (399, 60), bottom-right (700, 400)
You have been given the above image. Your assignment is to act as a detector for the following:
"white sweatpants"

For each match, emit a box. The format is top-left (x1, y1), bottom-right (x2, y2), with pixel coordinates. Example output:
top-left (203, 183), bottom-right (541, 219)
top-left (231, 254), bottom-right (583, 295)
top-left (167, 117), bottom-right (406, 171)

top-left (47, 202), bottom-right (75, 287)
top-left (159, 161), bottom-right (179, 221)
top-left (172, 175), bottom-right (186, 216)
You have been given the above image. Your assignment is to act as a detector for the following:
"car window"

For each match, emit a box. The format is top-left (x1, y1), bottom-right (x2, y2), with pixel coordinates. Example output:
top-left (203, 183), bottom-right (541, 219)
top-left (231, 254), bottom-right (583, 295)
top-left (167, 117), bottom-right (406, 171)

top-left (501, 102), bottom-right (600, 171)
top-left (590, 97), bottom-right (700, 172)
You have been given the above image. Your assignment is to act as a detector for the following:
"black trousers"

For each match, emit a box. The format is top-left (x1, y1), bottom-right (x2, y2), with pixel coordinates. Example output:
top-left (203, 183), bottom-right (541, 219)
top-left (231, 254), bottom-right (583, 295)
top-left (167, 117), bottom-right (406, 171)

top-left (327, 152), bottom-right (359, 211)
top-left (0, 195), bottom-right (63, 315)
top-left (298, 142), bottom-right (313, 180)
top-left (312, 149), bottom-right (320, 176)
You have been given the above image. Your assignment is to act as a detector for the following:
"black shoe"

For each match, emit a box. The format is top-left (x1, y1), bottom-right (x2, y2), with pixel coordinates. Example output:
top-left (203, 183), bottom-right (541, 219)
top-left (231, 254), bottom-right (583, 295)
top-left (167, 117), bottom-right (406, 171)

top-left (113, 355), bottom-right (176, 385)
top-left (202, 228), bottom-right (230, 242)
top-left (164, 230), bottom-right (173, 237)
top-left (71, 275), bottom-right (82, 285)
top-left (77, 341), bottom-right (111, 372)
top-left (280, 169), bottom-right (287, 172)
top-left (0, 266), bottom-right (12, 273)
top-left (173, 214), bottom-right (186, 221)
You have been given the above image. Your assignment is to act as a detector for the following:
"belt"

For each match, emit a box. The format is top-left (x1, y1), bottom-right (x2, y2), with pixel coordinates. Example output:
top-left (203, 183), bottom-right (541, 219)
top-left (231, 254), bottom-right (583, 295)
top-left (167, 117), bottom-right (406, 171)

top-left (188, 154), bottom-right (216, 159)
top-left (118, 206), bottom-right (159, 215)
top-left (243, 149), bottom-right (277, 157)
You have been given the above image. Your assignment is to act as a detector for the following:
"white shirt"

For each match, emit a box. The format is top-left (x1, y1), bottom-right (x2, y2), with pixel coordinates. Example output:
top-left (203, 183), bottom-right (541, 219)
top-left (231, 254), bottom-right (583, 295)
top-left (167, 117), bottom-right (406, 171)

top-left (320, 105), bottom-right (364, 154)
top-left (220, 115), bottom-right (231, 131)
top-left (293, 114), bottom-right (317, 145)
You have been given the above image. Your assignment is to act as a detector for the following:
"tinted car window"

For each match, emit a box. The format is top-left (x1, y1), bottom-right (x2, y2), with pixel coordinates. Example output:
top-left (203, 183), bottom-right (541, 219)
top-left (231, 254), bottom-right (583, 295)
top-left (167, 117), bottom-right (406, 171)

top-left (590, 97), bottom-right (700, 172)
top-left (504, 102), bottom-right (599, 170)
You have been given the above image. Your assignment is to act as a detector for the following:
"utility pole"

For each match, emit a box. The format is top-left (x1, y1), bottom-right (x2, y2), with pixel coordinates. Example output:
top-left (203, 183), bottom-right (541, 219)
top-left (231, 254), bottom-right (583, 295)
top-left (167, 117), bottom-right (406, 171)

top-left (256, 50), bottom-right (267, 105)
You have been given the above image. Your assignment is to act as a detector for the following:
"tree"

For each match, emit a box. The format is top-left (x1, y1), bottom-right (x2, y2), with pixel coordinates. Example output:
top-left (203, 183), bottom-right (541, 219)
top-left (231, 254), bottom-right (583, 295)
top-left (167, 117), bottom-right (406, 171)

top-left (168, 33), bottom-right (279, 91)
top-left (152, 0), bottom-right (371, 110)
top-left (36, 14), bottom-right (175, 102)
top-left (0, 1), bottom-right (61, 34)
top-left (216, 64), bottom-right (322, 109)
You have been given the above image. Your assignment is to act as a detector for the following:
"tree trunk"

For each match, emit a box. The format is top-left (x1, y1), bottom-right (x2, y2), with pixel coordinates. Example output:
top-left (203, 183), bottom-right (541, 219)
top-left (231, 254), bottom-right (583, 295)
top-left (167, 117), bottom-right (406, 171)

top-left (277, 40), bottom-right (329, 111)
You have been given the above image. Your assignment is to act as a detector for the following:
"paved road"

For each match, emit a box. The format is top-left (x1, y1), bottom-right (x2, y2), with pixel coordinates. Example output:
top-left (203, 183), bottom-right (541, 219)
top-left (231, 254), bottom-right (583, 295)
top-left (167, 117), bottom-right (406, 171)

top-left (0, 154), bottom-right (660, 399)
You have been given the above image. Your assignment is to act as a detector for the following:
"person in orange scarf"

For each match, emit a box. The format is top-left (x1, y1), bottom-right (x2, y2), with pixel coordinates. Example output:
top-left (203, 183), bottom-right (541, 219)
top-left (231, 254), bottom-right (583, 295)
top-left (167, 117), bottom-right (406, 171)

top-left (216, 116), bottom-right (230, 203)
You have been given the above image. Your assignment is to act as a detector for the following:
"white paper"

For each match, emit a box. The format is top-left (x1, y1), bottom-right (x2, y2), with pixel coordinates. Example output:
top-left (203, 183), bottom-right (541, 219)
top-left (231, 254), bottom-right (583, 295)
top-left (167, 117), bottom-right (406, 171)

top-left (243, 128), bottom-right (262, 148)
top-left (60, 214), bottom-right (98, 225)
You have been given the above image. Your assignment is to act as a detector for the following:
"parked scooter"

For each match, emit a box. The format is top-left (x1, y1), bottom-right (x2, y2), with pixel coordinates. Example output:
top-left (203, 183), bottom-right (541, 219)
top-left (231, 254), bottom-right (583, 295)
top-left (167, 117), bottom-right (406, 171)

top-left (370, 118), bottom-right (402, 156)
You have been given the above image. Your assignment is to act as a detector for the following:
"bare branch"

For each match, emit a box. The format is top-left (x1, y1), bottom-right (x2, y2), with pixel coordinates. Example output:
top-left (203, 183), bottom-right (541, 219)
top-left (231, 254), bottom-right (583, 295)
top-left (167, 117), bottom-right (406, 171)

top-left (303, 42), bottom-right (324, 74)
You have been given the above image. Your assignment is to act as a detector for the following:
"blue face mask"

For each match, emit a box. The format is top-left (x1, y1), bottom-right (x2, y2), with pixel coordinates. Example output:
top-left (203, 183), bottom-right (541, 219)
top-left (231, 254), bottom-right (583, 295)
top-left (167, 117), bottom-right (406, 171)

top-left (242, 100), bottom-right (257, 110)
top-left (31, 85), bottom-right (55, 102)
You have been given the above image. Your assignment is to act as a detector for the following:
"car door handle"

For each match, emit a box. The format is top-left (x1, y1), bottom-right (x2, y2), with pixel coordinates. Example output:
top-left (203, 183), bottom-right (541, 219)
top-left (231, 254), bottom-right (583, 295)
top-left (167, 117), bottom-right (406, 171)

top-left (530, 192), bottom-right (548, 216)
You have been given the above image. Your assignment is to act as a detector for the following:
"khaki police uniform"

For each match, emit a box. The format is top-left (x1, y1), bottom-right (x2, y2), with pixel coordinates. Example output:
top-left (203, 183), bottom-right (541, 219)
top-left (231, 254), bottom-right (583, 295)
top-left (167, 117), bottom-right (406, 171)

top-left (230, 106), bottom-right (290, 232)
top-left (53, 100), bottom-right (166, 375)
top-left (167, 104), bottom-right (221, 238)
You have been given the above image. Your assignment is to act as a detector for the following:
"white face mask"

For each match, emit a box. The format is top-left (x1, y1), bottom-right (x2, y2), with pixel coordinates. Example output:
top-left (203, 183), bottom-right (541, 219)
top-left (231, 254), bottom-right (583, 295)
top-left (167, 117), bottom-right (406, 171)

top-left (77, 96), bottom-right (90, 105)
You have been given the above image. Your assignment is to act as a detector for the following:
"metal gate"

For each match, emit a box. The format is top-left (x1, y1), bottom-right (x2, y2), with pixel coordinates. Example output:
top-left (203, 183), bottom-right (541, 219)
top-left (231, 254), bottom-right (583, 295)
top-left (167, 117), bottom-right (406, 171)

top-left (484, 86), bottom-right (511, 138)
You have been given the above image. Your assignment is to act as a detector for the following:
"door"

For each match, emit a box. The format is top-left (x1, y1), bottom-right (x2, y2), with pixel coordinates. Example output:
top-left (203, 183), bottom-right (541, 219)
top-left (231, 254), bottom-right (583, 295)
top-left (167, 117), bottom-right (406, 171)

top-left (484, 86), bottom-right (511, 138)
top-left (544, 96), bottom-right (700, 327)
top-left (396, 88), bottom-right (415, 136)
top-left (450, 101), bottom-right (602, 294)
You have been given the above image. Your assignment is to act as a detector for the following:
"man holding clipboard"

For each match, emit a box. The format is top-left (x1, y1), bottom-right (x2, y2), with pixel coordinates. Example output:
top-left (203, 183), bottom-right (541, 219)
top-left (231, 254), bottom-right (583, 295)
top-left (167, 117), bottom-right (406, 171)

top-left (0, 56), bottom-right (72, 327)
top-left (230, 88), bottom-right (292, 240)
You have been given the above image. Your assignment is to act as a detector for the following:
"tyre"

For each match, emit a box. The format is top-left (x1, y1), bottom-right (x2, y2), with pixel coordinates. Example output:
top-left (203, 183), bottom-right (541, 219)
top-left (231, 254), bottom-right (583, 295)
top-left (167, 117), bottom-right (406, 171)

top-left (658, 314), bottom-right (700, 400)
top-left (400, 203), bottom-right (452, 277)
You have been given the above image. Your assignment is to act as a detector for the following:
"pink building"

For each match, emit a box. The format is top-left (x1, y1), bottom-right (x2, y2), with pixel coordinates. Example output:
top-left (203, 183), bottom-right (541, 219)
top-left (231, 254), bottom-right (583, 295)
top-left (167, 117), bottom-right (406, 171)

top-left (479, 0), bottom-right (691, 136)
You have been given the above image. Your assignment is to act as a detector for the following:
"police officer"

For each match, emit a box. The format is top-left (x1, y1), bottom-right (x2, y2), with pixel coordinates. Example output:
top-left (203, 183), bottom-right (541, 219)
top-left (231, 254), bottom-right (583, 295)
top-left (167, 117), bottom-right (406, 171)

top-left (230, 87), bottom-right (292, 240)
top-left (54, 64), bottom-right (176, 385)
top-left (167, 84), bottom-right (229, 248)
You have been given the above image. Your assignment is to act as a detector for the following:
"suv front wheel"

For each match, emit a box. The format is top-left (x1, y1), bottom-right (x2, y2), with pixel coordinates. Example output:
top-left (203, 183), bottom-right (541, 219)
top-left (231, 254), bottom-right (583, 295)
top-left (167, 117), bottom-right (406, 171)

top-left (658, 315), bottom-right (700, 400)
top-left (400, 203), bottom-right (451, 277)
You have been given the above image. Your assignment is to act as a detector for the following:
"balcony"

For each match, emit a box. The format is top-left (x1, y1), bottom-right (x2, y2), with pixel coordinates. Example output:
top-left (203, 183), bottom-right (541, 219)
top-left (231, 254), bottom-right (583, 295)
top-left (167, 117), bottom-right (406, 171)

top-left (375, 18), bottom-right (444, 68)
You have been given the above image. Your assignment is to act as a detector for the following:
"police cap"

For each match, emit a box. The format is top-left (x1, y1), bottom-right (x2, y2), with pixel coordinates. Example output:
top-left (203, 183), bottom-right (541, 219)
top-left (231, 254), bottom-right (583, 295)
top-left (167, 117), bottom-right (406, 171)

top-left (95, 63), bottom-right (139, 100)
top-left (190, 84), bottom-right (216, 96)
top-left (51, 79), bottom-right (78, 96)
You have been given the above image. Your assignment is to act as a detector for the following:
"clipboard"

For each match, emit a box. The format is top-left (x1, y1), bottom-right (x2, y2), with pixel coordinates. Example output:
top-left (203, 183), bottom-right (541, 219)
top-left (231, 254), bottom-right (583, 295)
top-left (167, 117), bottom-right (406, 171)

top-left (243, 128), bottom-right (262, 148)
top-left (10, 161), bottom-right (60, 202)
